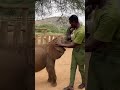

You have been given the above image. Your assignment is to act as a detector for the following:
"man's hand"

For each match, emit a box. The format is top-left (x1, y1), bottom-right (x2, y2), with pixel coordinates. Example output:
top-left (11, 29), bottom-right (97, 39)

top-left (55, 40), bottom-right (63, 47)
top-left (66, 27), bottom-right (74, 41)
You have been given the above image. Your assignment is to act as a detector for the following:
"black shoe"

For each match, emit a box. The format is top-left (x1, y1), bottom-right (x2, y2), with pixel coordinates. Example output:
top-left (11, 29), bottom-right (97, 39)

top-left (78, 83), bottom-right (85, 89)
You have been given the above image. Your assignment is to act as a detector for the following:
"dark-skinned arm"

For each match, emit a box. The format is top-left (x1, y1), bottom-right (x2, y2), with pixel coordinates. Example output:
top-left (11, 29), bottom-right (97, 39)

top-left (66, 27), bottom-right (74, 41)
top-left (85, 36), bottom-right (104, 52)
top-left (56, 41), bottom-right (80, 48)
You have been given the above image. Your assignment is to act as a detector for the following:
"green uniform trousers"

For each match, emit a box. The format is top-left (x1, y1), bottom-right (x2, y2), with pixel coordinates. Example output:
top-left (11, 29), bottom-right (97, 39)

top-left (69, 47), bottom-right (85, 86)
top-left (87, 45), bottom-right (120, 90)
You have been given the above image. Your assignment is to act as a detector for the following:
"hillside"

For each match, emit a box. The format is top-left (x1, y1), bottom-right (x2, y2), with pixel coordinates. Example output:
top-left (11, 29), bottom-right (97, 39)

top-left (35, 16), bottom-right (85, 34)
top-left (35, 16), bottom-right (70, 29)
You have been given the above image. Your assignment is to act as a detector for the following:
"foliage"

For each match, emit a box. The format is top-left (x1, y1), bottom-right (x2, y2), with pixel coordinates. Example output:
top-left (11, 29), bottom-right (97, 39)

top-left (36, 24), bottom-right (67, 34)
top-left (35, 0), bottom-right (85, 17)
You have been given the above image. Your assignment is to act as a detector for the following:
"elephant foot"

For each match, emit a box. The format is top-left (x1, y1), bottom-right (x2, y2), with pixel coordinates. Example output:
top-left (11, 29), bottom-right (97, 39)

top-left (51, 82), bottom-right (57, 87)
top-left (47, 78), bottom-right (52, 82)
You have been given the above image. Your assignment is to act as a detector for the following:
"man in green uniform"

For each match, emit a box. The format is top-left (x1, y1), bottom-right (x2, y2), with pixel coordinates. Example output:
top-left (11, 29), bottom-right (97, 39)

top-left (86, 0), bottom-right (120, 90)
top-left (56, 15), bottom-right (85, 90)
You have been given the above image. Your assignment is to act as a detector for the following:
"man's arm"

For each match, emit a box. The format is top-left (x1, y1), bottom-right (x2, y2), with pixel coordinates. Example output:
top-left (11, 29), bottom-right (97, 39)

top-left (66, 27), bottom-right (74, 41)
top-left (86, 14), bottom-right (117, 52)
top-left (56, 41), bottom-right (80, 48)
top-left (85, 36), bottom-right (104, 52)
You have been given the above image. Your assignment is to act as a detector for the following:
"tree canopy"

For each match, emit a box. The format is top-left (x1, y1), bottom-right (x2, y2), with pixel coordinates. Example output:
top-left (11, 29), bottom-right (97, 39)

top-left (35, 0), bottom-right (85, 17)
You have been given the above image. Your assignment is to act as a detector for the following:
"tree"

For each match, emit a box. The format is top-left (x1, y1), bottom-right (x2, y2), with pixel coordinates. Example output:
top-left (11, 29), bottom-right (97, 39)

top-left (35, 0), bottom-right (85, 18)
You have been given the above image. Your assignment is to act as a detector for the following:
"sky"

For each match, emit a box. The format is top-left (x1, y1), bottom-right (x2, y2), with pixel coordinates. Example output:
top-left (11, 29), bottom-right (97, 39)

top-left (35, 3), bottom-right (85, 25)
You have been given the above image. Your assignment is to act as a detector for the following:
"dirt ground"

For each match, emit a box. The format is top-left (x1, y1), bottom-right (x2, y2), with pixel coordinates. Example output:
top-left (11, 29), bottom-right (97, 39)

top-left (35, 48), bottom-right (85, 90)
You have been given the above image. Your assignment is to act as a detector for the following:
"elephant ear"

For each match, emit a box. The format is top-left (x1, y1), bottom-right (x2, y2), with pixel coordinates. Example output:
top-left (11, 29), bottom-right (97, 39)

top-left (47, 37), bottom-right (65, 60)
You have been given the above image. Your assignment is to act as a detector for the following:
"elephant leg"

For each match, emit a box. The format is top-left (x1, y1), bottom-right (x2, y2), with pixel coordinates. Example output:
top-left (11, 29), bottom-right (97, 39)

top-left (46, 67), bottom-right (52, 83)
top-left (50, 67), bottom-right (57, 87)
top-left (46, 61), bottom-right (57, 87)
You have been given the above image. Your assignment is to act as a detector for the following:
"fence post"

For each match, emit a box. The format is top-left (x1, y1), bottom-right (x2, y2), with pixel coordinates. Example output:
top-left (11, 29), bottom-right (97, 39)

top-left (41, 35), bottom-right (44, 44)
top-left (45, 35), bottom-right (49, 43)
top-left (35, 34), bottom-right (64, 45)
top-left (35, 35), bottom-right (38, 46)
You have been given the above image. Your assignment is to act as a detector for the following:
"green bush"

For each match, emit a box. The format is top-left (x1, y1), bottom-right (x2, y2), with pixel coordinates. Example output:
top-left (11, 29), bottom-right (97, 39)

top-left (35, 24), bottom-right (67, 34)
top-left (59, 28), bottom-right (67, 33)
top-left (36, 24), bottom-right (58, 33)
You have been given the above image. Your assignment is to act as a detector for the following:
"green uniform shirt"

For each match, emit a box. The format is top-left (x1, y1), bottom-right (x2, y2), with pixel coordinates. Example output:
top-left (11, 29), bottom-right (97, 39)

top-left (87, 1), bottom-right (120, 90)
top-left (72, 26), bottom-right (85, 45)
top-left (93, 0), bottom-right (120, 43)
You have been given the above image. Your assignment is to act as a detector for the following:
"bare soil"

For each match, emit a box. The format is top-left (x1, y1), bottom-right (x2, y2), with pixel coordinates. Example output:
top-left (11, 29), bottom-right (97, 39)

top-left (35, 48), bottom-right (85, 90)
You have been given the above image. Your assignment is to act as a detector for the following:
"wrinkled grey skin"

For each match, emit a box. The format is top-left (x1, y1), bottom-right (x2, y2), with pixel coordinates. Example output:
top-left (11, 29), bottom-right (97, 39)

top-left (35, 37), bottom-right (66, 87)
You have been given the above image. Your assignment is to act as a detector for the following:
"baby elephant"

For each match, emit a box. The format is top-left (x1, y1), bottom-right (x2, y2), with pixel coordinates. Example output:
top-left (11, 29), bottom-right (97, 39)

top-left (35, 37), bottom-right (65, 87)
